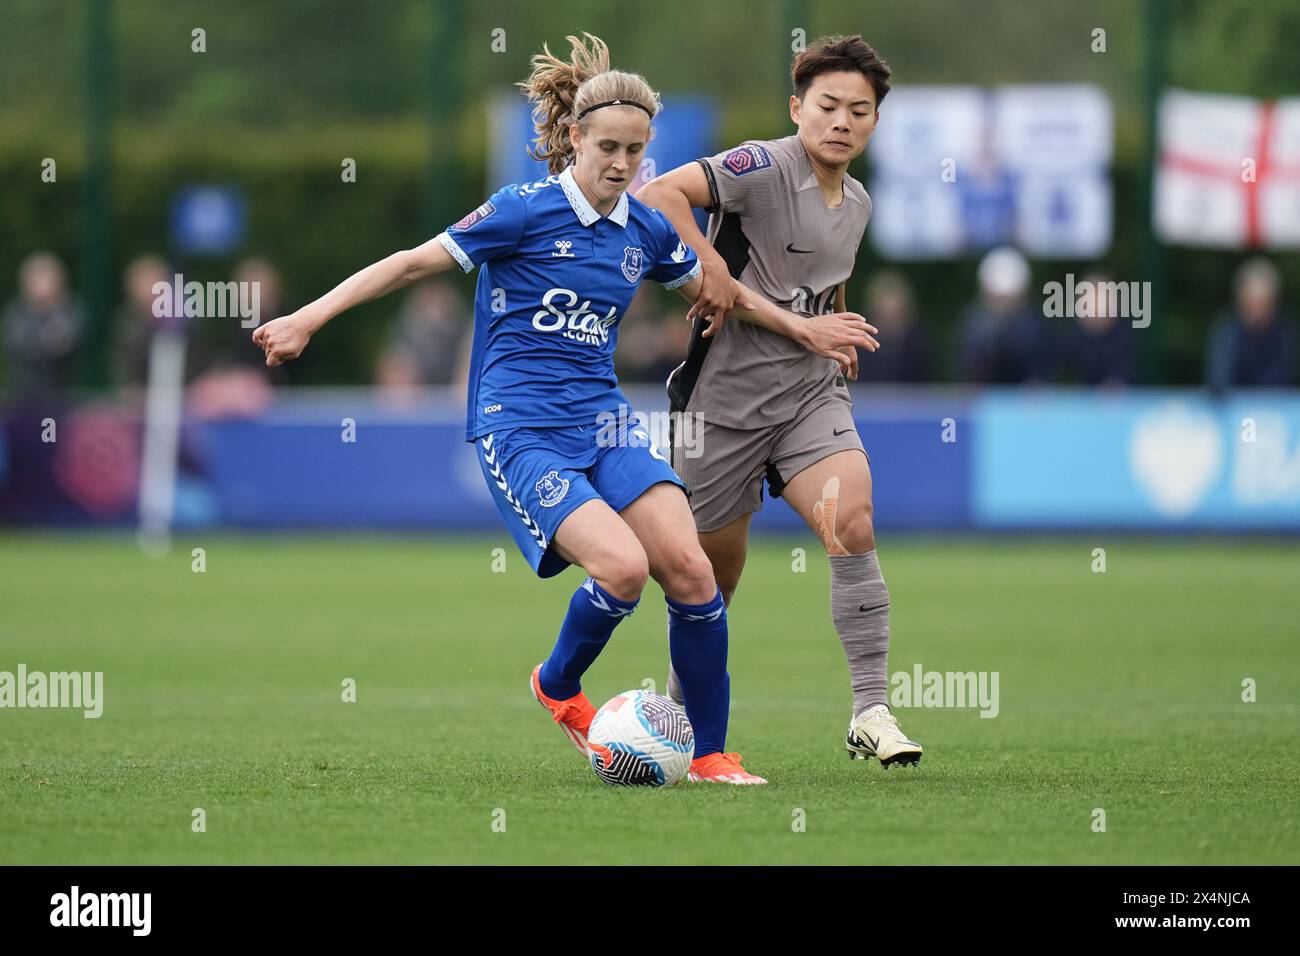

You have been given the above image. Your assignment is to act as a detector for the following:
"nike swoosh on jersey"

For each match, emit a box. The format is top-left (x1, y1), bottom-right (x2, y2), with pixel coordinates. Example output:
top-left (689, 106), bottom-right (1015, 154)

top-left (785, 243), bottom-right (815, 254)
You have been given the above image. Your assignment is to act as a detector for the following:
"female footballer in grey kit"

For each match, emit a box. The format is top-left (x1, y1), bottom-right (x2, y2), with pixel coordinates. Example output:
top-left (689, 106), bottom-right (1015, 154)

top-left (641, 34), bottom-right (923, 767)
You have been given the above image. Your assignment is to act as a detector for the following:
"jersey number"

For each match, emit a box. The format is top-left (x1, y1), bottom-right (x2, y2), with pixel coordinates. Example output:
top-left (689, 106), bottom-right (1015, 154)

top-left (791, 286), bottom-right (837, 316)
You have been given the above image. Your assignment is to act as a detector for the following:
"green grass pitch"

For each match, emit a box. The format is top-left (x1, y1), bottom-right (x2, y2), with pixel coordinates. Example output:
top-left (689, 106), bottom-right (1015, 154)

top-left (1, 533), bottom-right (1297, 865)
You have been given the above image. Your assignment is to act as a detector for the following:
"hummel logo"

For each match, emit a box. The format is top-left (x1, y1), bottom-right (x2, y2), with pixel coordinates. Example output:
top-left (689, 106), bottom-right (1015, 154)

top-left (858, 602), bottom-right (889, 613)
top-left (785, 243), bottom-right (814, 254)
top-left (832, 427), bottom-right (853, 437)
top-left (860, 731), bottom-right (879, 750)
top-left (553, 240), bottom-right (575, 258)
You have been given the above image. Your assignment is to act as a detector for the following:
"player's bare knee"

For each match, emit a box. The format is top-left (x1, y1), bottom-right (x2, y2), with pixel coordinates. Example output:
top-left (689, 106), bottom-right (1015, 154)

top-left (597, 548), bottom-right (650, 601)
top-left (660, 547), bottom-right (718, 604)
top-left (682, 548), bottom-right (718, 596)
top-left (839, 511), bottom-right (876, 554)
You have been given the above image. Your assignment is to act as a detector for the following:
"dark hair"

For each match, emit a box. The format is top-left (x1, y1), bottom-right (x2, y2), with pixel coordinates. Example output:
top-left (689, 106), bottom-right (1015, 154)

top-left (792, 35), bottom-right (891, 106)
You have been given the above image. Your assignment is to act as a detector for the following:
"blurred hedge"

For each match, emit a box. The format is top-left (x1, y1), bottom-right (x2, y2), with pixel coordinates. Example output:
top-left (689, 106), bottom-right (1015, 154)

top-left (4, 0), bottom-right (1300, 388)
top-left (0, 120), bottom-right (468, 386)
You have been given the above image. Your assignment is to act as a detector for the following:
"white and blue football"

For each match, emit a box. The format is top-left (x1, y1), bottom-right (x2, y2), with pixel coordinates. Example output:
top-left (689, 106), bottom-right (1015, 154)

top-left (588, 690), bottom-right (694, 787)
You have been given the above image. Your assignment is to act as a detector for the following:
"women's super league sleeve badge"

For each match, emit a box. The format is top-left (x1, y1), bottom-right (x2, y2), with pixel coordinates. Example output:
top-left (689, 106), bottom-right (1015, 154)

top-left (620, 246), bottom-right (644, 284)
top-left (721, 144), bottom-right (773, 176)
top-left (451, 200), bottom-right (497, 232)
top-left (534, 470), bottom-right (570, 508)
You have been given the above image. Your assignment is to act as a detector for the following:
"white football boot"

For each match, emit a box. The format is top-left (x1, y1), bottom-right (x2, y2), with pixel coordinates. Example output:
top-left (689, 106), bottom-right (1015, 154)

top-left (845, 704), bottom-right (922, 768)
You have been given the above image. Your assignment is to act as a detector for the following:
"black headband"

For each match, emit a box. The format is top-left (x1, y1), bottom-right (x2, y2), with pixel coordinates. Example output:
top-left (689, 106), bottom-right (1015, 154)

top-left (577, 99), bottom-right (654, 120)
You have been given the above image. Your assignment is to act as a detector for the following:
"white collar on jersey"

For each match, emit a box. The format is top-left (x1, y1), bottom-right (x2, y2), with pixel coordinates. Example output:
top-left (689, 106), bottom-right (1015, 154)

top-left (559, 166), bottom-right (629, 228)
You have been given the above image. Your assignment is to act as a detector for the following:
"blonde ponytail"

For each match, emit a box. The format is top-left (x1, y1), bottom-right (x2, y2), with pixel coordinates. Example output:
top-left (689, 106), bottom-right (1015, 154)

top-left (517, 32), bottom-right (661, 174)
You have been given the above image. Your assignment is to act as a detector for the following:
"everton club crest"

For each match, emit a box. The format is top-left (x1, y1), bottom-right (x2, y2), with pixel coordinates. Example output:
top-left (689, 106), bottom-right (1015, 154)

top-left (620, 246), bottom-right (644, 284)
top-left (534, 470), bottom-right (570, 508)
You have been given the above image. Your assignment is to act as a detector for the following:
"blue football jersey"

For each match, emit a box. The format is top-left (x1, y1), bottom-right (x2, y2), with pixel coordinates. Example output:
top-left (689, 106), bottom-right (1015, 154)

top-left (437, 166), bottom-right (701, 441)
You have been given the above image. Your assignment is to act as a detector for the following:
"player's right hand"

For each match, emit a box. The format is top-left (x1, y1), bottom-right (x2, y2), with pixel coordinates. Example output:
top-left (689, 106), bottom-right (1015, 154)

top-left (252, 314), bottom-right (311, 367)
top-left (802, 312), bottom-right (879, 368)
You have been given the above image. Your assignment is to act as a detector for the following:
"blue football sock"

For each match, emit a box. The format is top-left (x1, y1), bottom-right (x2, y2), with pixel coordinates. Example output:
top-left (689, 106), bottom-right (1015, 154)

top-left (666, 588), bottom-right (729, 758)
top-left (539, 577), bottom-right (638, 700)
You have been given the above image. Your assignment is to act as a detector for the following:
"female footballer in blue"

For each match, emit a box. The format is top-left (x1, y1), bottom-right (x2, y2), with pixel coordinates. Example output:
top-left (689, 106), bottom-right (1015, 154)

top-left (253, 34), bottom-right (875, 785)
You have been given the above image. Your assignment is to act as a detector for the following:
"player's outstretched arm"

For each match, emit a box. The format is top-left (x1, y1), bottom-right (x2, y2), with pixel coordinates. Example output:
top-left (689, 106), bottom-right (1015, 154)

top-left (672, 273), bottom-right (877, 371)
top-left (646, 164), bottom-right (876, 371)
top-left (251, 236), bottom-right (458, 367)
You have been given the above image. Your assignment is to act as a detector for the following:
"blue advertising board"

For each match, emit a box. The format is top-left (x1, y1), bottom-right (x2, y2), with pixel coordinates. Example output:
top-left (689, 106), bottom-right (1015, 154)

top-left (5, 389), bottom-right (1298, 534)
top-left (973, 391), bottom-right (1300, 529)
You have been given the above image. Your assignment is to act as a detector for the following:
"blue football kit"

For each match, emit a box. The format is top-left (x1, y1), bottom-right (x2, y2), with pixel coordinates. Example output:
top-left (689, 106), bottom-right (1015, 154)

top-left (437, 165), bottom-right (701, 578)
top-left (437, 165), bottom-right (733, 762)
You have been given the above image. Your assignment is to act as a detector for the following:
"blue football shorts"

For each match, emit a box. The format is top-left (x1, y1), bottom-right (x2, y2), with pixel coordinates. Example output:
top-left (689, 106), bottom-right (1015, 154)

top-left (474, 420), bottom-right (685, 578)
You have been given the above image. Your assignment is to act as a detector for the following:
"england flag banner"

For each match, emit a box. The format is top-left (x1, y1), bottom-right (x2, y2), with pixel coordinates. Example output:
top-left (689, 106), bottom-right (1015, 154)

top-left (1155, 89), bottom-right (1300, 249)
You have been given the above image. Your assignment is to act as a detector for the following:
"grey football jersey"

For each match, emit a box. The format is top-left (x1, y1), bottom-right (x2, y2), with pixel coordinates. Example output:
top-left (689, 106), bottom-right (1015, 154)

top-left (666, 134), bottom-right (871, 428)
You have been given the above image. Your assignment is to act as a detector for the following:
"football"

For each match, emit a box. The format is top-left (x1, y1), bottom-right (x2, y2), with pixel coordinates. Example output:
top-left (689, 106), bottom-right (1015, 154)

top-left (588, 690), bottom-right (695, 787)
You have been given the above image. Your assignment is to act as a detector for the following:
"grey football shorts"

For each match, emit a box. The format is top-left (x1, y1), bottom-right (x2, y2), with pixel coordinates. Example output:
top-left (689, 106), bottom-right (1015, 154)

top-left (670, 393), bottom-right (867, 533)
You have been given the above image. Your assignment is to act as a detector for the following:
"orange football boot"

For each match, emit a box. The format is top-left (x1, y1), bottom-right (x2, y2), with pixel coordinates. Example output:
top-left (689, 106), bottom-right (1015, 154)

top-left (686, 751), bottom-right (768, 785)
top-left (529, 664), bottom-right (596, 756)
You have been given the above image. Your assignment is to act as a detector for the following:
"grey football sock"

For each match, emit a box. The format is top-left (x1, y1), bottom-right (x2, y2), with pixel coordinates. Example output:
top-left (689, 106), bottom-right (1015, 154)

top-left (666, 641), bottom-right (685, 705)
top-left (830, 550), bottom-right (891, 717)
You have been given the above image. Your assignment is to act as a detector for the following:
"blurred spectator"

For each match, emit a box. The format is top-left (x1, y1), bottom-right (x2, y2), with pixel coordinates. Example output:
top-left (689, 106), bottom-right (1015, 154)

top-left (1206, 258), bottom-right (1297, 390)
top-left (188, 257), bottom-right (289, 419)
top-left (615, 288), bottom-right (692, 385)
top-left (221, 257), bottom-right (291, 378)
top-left (2, 251), bottom-right (85, 396)
top-left (958, 247), bottom-right (1055, 385)
top-left (375, 279), bottom-right (471, 399)
top-left (856, 270), bottom-right (930, 383)
top-left (1057, 271), bottom-right (1135, 387)
top-left (640, 312), bottom-right (693, 386)
top-left (111, 254), bottom-right (173, 389)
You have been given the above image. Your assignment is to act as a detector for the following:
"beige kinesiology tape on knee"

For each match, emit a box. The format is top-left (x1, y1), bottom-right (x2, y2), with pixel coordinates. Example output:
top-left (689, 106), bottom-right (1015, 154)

top-left (812, 476), bottom-right (850, 556)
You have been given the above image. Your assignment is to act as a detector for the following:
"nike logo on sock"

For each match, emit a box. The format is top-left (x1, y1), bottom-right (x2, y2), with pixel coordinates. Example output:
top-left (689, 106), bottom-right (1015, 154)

top-left (858, 602), bottom-right (890, 613)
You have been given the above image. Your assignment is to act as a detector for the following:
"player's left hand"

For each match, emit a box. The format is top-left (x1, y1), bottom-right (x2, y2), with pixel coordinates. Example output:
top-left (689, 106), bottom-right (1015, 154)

top-left (689, 258), bottom-right (745, 338)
